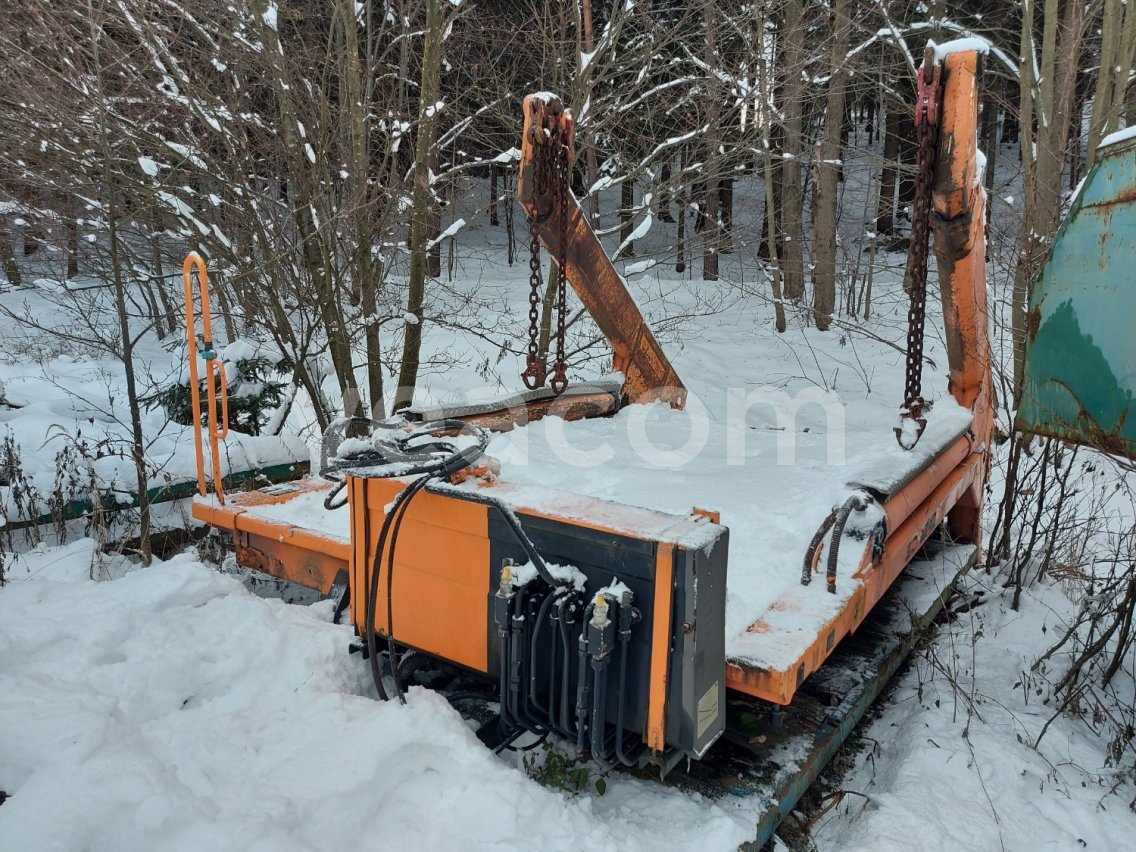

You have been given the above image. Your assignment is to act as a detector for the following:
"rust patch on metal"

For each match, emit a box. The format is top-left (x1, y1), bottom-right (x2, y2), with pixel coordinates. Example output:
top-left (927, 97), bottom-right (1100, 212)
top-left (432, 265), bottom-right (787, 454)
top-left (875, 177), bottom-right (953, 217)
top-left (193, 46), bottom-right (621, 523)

top-left (237, 545), bottom-right (284, 576)
top-left (1085, 184), bottom-right (1136, 209)
top-left (1026, 306), bottom-right (1041, 341)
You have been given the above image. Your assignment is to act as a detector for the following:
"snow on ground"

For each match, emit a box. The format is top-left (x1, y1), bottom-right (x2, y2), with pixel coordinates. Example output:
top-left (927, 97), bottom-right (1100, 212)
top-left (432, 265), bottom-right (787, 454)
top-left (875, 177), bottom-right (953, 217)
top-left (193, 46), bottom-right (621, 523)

top-left (3, 138), bottom-right (1135, 849)
top-left (814, 569), bottom-right (1136, 851)
top-left (0, 543), bottom-right (755, 852)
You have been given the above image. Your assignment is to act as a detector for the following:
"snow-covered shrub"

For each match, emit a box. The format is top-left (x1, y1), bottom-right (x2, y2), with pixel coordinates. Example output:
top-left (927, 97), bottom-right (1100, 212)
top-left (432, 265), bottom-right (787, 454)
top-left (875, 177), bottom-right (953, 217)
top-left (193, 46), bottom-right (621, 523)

top-left (46, 434), bottom-right (111, 547)
top-left (143, 342), bottom-right (291, 436)
top-left (1, 432), bottom-right (43, 548)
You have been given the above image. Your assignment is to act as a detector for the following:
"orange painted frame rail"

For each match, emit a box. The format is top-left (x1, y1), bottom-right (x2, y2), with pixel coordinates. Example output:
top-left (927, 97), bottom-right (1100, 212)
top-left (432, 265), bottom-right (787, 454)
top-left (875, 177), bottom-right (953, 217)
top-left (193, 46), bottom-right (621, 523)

top-left (182, 252), bottom-right (229, 504)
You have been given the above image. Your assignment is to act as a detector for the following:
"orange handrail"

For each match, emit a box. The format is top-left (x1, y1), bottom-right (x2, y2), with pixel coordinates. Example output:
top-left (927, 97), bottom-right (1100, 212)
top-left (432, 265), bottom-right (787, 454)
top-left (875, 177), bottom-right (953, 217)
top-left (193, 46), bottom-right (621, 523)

top-left (182, 252), bottom-right (229, 504)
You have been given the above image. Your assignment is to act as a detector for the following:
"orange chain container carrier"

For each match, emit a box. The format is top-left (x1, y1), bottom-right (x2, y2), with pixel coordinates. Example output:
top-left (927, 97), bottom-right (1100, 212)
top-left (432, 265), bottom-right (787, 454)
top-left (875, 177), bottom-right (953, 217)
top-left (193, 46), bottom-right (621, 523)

top-left (186, 47), bottom-right (995, 827)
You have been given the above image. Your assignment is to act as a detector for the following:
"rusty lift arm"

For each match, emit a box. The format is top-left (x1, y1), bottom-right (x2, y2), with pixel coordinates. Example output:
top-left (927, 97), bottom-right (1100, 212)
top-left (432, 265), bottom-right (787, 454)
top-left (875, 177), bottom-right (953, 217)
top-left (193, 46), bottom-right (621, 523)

top-left (517, 94), bottom-right (686, 409)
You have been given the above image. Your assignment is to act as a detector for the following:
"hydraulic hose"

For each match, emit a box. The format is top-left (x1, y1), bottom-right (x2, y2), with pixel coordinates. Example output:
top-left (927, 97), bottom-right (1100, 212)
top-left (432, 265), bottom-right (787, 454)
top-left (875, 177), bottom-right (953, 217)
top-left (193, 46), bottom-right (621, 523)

top-left (826, 493), bottom-right (871, 593)
top-left (328, 419), bottom-right (489, 703)
top-left (575, 601), bottom-right (596, 751)
top-left (364, 478), bottom-right (422, 703)
top-left (590, 651), bottom-right (612, 767)
top-left (529, 592), bottom-right (559, 718)
top-left (613, 635), bottom-right (639, 766)
top-left (557, 597), bottom-right (576, 736)
top-left (498, 597), bottom-right (515, 735)
top-left (801, 507), bottom-right (838, 586)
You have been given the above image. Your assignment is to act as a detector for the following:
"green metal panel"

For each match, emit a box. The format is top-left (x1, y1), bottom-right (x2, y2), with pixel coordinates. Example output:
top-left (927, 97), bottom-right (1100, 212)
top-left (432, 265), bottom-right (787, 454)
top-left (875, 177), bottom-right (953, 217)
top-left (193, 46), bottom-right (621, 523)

top-left (1018, 132), bottom-right (1136, 458)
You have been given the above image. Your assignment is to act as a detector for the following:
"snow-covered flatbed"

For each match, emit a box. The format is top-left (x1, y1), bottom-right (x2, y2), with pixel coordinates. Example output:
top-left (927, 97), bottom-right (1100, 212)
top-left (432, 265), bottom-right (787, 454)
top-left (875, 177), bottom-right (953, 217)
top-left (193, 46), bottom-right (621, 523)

top-left (239, 368), bottom-right (973, 678)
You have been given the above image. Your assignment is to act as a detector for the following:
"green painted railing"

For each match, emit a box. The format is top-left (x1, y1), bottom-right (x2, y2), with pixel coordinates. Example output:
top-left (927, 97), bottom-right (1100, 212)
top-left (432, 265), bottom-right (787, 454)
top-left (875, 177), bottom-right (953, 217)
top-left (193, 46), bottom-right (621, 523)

top-left (3, 460), bottom-right (309, 533)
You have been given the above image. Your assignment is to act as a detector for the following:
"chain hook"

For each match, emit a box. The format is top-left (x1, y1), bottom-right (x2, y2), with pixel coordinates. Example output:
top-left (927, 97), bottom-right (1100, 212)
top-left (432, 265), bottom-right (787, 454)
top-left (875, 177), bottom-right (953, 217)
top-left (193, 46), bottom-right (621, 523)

top-left (895, 398), bottom-right (928, 450)
top-left (549, 363), bottom-right (568, 396)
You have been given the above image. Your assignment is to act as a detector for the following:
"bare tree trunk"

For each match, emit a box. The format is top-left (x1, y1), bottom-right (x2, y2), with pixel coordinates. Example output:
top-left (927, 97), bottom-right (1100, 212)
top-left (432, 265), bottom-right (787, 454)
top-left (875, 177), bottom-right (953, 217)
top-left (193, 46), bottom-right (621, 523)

top-left (1086, 0), bottom-right (1136, 170)
top-left (252, 0), bottom-right (358, 419)
top-left (675, 147), bottom-right (687, 275)
top-left (88, 2), bottom-right (150, 565)
top-left (756, 3), bottom-right (786, 333)
top-left (875, 105), bottom-right (901, 235)
top-left (581, 0), bottom-right (600, 226)
top-left (394, 0), bottom-right (445, 411)
top-left (702, 2), bottom-right (720, 282)
top-left (718, 178), bottom-right (734, 253)
top-left (657, 160), bottom-right (674, 222)
top-left (489, 163), bottom-right (499, 226)
top-left (1013, 0), bottom-right (1088, 398)
top-left (617, 177), bottom-right (635, 258)
top-left (0, 216), bottom-right (20, 287)
top-left (148, 223), bottom-right (176, 336)
top-left (427, 147), bottom-right (442, 279)
top-left (982, 94), bottom-right (998, 196)
top-left (66, 197), bottom-right (79, 279)
top-left (780, 0), bottom-right (806, 300)
top-left (811, 0), bottom-right (850, 331)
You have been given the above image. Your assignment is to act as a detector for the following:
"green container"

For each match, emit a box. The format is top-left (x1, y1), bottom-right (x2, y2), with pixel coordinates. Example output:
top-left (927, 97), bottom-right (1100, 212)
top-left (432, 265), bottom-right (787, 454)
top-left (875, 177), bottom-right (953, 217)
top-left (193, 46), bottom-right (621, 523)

top-left (1017, 130), bottom-right (1136, 458)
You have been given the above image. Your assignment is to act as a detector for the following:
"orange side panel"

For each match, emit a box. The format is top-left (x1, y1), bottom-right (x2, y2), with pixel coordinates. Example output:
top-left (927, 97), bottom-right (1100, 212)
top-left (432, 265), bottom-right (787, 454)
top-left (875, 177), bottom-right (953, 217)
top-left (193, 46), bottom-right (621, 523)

top-left (647, 543), bottom-right (675, 752)
top-left (878, 434), bottom-right (972, 536)
top-left (353, 477), bottom-right (492, 675)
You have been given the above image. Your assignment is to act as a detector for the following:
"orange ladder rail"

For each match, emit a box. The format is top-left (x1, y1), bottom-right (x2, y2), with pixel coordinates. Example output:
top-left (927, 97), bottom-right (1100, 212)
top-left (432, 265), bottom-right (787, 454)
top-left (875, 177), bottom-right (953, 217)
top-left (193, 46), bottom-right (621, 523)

top-left (182, 252), bottom-right (229, 504)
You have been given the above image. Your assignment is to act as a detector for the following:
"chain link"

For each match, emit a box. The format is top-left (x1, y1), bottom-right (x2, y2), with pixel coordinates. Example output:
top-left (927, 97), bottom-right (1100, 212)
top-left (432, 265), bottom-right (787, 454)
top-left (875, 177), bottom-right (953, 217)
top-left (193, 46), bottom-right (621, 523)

top-left (521, 130), bottom-right (553, 390)
top-left (521, 106), bottom-right (571, 396)
top-left (896, 58), bottom-right (941, 449)
top-left (550, 130), bottom-right (570, 396)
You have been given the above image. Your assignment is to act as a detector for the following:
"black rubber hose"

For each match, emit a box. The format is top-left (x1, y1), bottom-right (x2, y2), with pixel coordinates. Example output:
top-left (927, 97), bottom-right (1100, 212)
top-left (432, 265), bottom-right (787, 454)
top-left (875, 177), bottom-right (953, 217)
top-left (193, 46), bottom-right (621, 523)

top-left (382, 475), bottom-right (431, 703)
top-left (364, 479), bottom-right (422, 702)
top-left (557, 598), bottom-right (576, 736)
top-left (323, 480), bottom-right (348, 510)
top-left (590, 652), bottom-right (612, 767)
top-left (529, 592), bottom-right (558, 718)
top-left (614, 626), bottom-right (640, 766)
top-left (575, 602), bottom-right (596, 751)
top-left (350, 420), bottom-right (489, 704)
top-left (507, 586), bottom-right (528, 723)
top-left (510, 589), bottom-right (548, 733)
top-left (802, 508), bottom-right (838, 586)
top-left (826, 493), bottom-right (870, 594)
top-left (498, 595), bottom-right (514, 735)
top-left (546, 600), bottom-right (560, 732)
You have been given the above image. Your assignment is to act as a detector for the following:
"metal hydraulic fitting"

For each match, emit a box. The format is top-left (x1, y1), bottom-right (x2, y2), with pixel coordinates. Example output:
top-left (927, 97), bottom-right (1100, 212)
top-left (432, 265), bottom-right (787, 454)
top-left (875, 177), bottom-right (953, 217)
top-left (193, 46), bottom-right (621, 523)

top-left (494, 558), bottom-right (515, 631)
top-left (588, 593), bottom-right (616, 662)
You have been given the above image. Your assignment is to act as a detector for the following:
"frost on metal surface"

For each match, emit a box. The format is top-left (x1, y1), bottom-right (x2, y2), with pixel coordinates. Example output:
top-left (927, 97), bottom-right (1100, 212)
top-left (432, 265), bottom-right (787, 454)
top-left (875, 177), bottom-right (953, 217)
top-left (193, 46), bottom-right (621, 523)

top-left (1018, 133), bottom-right (1136, 458)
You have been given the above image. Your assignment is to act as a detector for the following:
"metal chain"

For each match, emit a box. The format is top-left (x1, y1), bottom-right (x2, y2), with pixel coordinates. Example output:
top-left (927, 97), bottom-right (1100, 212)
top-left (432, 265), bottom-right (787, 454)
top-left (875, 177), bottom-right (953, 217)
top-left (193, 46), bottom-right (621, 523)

top-left (896, 56), bottom-right (941, 450)
top-left (521, 129), bottom-right (552, 390)
top-left (521, 107), bottom-right (571, 396)
top-left (550, 129), bottom-right (570, 396)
